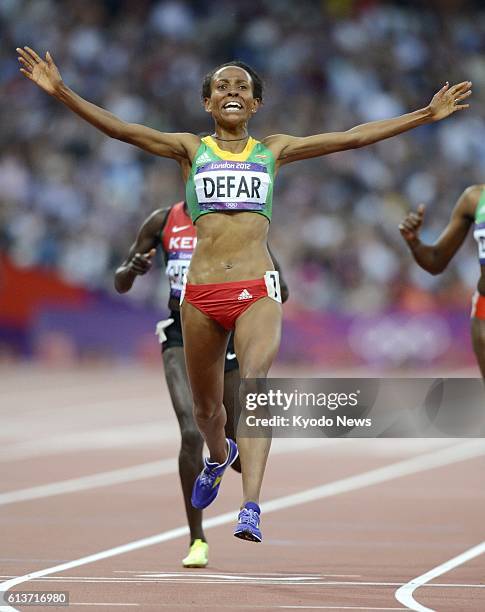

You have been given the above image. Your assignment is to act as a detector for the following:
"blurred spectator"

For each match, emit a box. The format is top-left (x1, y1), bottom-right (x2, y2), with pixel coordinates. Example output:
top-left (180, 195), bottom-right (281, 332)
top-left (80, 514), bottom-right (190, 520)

top-left (1, 0), bottom-right (485, 313)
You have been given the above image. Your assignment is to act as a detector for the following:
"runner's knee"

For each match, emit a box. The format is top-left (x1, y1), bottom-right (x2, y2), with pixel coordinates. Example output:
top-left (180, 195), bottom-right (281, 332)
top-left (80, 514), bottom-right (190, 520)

top-left (193, 399), bottom-right (225, 423)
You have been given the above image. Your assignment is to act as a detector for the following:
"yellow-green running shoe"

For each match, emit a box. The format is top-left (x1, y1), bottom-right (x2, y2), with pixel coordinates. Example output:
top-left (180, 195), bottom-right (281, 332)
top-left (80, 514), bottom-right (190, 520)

top-left (182, 539), bottom-right (209, 568)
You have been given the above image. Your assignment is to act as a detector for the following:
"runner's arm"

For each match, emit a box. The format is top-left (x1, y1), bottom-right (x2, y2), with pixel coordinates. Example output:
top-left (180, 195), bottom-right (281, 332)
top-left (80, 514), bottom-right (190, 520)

top-left (265, 81), bottom-right (471, 165)
top-left (58, 84), bottom-right (196, 158)
top-left (399, 187), bottom-right (478, 274)
top-left (114, 209), bottom-right (169, 293)
top-left (17, 46), bottom-right (198, 160)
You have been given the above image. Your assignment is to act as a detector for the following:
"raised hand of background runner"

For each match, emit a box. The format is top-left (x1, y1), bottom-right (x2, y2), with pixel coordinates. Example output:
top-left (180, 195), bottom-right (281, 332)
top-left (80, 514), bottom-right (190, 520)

top-left (399, 205), bottom-right (425, 245)
top-left (128, 249), bottom-right (157, 276)
top-left (16, 47), bottom-right (62, 95)
top-left (428, 81), bottom-right (472, 120)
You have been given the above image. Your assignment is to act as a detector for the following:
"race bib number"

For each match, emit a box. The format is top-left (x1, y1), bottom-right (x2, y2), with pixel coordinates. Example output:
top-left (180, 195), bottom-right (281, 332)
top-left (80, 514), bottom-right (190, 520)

top-left (166, 254), bottom-right (191, 296)
top-left (474, 227), bottom-right (485, 263)
top-left (195, 161), bottom-right (270, 212)
top-left (264, 270), bottom-right (282, 303)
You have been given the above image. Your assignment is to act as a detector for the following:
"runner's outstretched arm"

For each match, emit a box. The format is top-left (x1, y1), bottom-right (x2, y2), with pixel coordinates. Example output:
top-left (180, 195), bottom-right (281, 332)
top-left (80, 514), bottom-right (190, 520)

top-left (17, 46), bottom-right (199, 160)
top-left (266, 81), bottom-right (472, 165)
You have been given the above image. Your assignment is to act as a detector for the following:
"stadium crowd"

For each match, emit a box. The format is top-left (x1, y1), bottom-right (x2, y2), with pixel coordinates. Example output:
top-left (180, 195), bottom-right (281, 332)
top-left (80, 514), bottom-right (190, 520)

top-left (1, 0), bottom-right (485, 314)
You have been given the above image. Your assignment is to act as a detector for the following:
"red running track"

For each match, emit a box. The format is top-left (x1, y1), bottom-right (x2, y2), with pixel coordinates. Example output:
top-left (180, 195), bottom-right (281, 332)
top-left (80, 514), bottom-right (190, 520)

top-left (0, 365), bottom-right (484, 612)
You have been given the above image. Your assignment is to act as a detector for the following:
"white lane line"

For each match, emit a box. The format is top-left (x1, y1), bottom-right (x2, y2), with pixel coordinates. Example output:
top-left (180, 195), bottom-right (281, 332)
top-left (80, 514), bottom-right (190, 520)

top-left (279, 607), bottom-right (404, 611)
top-left (0, 577), bottom-right (483, 588)
top-left (1, 440), bottom-right (484, 612)
top-left (0, 459), bottom-right (177, 506)
top-left (279, 608), bottom-right (403, 611)
top-left (0, 395), bottom-right (162, 428)
top-left (72, 607), bottom-right (393, 610)
top-left (139, 573), bottom-right (318, 581)
top-left (395, 541), bottom-right (485, 612)
top-left (0, 440), bottom-right (452, 507)
top-left (112, 570), bottom-right (362, 577)
top-left (0, 439), bottom-right (331, 505)
top-left (0, 424), bottom-right (451, 463)
top-left (73, 607), bottom-right (397, 611)
top-left (0, 421), bottom-right (178, 462)
top-left (260, 440), bottom-right (485, 515)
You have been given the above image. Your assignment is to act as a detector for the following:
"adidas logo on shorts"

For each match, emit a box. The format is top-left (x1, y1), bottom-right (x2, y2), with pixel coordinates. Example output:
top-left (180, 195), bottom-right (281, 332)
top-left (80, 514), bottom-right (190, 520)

top-left (237, 289), bottom-right (253, 301)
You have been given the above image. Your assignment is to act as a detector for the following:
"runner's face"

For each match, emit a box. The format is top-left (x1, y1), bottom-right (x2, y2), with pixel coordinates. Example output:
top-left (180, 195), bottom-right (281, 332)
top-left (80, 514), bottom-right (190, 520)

top-left (204, 66), bottom-right (260, 126)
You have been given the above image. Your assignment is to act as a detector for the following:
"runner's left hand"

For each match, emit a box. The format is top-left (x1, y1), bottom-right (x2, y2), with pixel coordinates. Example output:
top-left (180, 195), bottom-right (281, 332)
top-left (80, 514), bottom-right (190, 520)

top-left (428, 81), bottom-right (471, 121)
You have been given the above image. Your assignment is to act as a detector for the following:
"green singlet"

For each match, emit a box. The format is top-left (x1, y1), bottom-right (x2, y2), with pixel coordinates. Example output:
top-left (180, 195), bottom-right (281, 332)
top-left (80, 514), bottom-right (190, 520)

top-left (185, 136), bottom-right (276, 223)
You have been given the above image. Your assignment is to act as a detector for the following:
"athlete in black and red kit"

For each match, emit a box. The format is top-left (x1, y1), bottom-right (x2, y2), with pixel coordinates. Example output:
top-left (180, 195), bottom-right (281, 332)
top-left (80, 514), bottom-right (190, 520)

top-left (114, 200), bottom-right (288, 567)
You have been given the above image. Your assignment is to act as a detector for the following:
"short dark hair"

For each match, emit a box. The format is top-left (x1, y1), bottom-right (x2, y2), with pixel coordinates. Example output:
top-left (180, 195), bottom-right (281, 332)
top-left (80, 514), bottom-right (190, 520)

top-left (201, 61), bottom-right (264, 101)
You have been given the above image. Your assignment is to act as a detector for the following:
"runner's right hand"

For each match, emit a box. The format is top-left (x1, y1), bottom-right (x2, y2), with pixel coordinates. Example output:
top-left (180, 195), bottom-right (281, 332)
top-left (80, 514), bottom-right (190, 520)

top-left (17, 46), bottom-right (63, 95)
top-left (128, 249), bottom-right (156, 275)
top-left (399, 205), bottom-right (425, 245)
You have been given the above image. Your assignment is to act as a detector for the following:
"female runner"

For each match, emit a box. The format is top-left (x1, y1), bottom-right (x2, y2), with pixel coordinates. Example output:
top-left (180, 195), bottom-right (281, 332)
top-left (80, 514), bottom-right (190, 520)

top-left (399, 186), bottom-right (485, 377)
top-left (115, 199), bottom-right (287, 563)
top-left (17, 46), bottom-right (471, 541)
